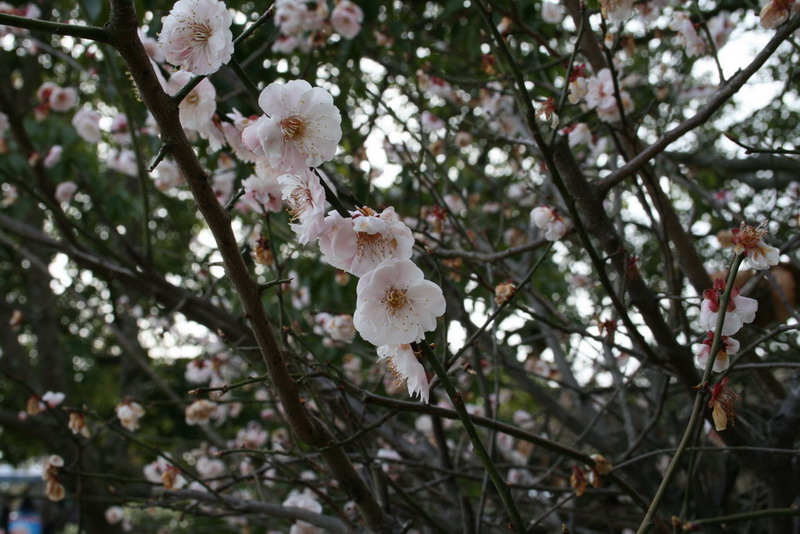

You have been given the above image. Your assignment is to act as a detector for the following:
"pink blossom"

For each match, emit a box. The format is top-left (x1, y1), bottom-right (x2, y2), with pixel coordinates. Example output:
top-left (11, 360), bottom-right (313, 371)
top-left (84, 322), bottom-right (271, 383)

top-left (318, 207), bottom-right (415, 276)
top-left (49, 87), bottom-right (78, 112)
top-left (331, 0), bottom-right (364, 40)
top-left (43, 145), bottom-right (62, 168)
top-left (242, 173), bottom-right (283, 214)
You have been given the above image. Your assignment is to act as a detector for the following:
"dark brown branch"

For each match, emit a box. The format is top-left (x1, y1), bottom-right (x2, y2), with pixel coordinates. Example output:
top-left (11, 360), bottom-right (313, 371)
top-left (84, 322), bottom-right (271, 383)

top-left (104, 2), bottom-right (395, 531)
top-left (596, 11), bottom-right (800, 195)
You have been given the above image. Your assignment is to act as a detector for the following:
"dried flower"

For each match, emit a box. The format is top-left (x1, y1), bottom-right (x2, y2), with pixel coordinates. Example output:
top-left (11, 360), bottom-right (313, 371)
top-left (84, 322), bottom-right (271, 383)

top-left (708, 377), bottom-right (739, 431)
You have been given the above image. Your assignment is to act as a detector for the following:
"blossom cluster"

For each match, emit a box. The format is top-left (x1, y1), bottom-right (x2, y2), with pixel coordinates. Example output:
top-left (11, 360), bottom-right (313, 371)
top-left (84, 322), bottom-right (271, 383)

top-left (235, 79), bottom-right (446, 402)
top-left (273, 0), bottom-right (364, 54)
top-left (694, 225), bottom-right (778, 373)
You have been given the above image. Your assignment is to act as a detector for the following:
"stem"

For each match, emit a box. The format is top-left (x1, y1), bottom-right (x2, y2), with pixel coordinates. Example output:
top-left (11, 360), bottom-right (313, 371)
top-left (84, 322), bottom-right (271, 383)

top-left (684, 507), bottom-right (800, 530)
top-left (419, 342), bottom-right (525, 533)
top-left (635, 253), bottom-right (744, 534)
top-left (0, 13), bottom-right (109, 42)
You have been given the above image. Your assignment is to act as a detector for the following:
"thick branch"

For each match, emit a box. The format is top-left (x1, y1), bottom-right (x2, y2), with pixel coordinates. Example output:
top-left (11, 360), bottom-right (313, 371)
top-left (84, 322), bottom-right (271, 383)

top-left (0, 13), bottom-right (110, 42)
top-left (104, 2), bottom-right (394, 531)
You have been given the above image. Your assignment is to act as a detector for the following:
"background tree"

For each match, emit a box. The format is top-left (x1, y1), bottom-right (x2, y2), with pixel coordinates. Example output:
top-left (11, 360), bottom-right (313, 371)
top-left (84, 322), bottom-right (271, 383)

top-left (0, 0), bottom-right (798, 533)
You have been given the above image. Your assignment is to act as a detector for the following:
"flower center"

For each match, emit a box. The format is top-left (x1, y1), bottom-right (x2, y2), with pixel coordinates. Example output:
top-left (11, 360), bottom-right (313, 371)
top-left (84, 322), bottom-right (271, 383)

top-left (288, 186), bottom-right (313, 220)
top-left (186, 91), bottom-right (199, 106)
top-left (356, 231), bottom-right (394, 262)
top-left (189, 21), bottom-right (213, 48)
top-left (281, 115), bottom-right (307, 143)
top-left (383, 287), bottom-right (409, 314)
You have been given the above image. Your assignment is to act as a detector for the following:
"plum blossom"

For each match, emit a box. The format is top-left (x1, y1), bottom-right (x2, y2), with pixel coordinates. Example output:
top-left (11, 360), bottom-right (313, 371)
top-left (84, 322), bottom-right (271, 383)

top-left (41, 391), bottom-right (65, 408)
top-left (110, 113), bottom-right (131, 145)
top-left (167, 71), bottom-right (220, 146)
top-left (272, 34), bottom-right (309, 55)
top-left (115, 400), bottom-right (145, 431)
top-left (241, 174), bottom-right (283, 214)
top-left (567, 64), bottom-right (589, 104)
top-left (108, 149), bottom-right (139, 177)
top-left (542, 1), bottom-right (563, 23)
top-left (185, 399), bottom-right (219, 426)
top-left (279, 170), bottom-right (327, 244)
top-left (68, 412), bottom-right (91, 438)
top-left (153, 159), bottom-right (184, 191)
top-left (600, 0), bottom-right (634, 22)
top-left (694, 331), bottom-right (739, 373)
top-left (584, 68), bottom-right (634, 123)
top-left (353, 259), bottom-right (446, 346)
top-left (318, 207), bottom-right (415, 276)
top-left (331, 0), bottom-right (364, 39)
top-left (72, 109), bottom-right (102, 143)
top-left (421, 110), bottom-right (445, 132)
top-left (144, 457), bottom-right (186, 489)
top-left (317, 313), bottom-right (356, 343)
top-left (1, 185), bottom-right (17, 207)
top-left (283, 490), bottom-right (323, 534)
top-left (55, 181), bottom-right (78, 204)
top-left (196, 456), bottom-right (225, 479)
top-left (222, 109), bottom-right (259, 162)
top-left (565, 122), bottom-right (592, 147)
top-left (531, 206), bottom-right (568, 241)
top-left (105, 506), bottom-right (124, 525)
top-left (43, 145), bottom-right (62, 168)
top-left (730, 224), bottom-right (780, 270)
top-left (670, 12), bottom-right (706, 58)
top-left (48, 86), bottom-right (78, 112)
top-left (185, 358), bottom-right (215, 384)
top-left (274, 0), bottom-right (327, 36)
top-left (699, 278), bottom-right (758, 336)
top-left (233, 421), bottom-right (268, 448)
top-left (42, 455), bottom-right (65, 502)
top-left (707, 12), bottom-right (734, 49)
top-left (158, 0), bottom-right (233, 75)
top-left (242, 80), bottom-right (342, 171)
top-left (760, 0), bottom-right (799, 29)
top-left (377, 344), bottom-right (430, 402)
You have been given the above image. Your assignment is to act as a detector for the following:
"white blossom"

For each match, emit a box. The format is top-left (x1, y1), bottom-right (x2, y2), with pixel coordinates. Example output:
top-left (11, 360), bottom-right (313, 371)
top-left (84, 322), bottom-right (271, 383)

top-left (279, 170), bottom-right (327, 244)
top-left (242, 80), bottom-right (341, 172)
top-left (158, 0), bottom-right (233, 75)
top-left (531, 206), bottom-right (568, 241)
top-left (699, 279), bottom-right (758, 336)
top-left (694, 331), bottom-right (739, 373)
top-left (584, 68), bottom-right (634, 123)
top-left (115, 400), bottom-right (145, 432)
top-left (105, 506), bottom-right (124, 525)
top-left (353, 259), bottom-right (446, 346)
top-left (55, 181), bottom-right (78, 204)
top-left (72, 109), bottom-right (102, 143)
top-left (331, 0), bottom-right (364, 39)
top-left (377, 344), bottom-right (430, 402)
